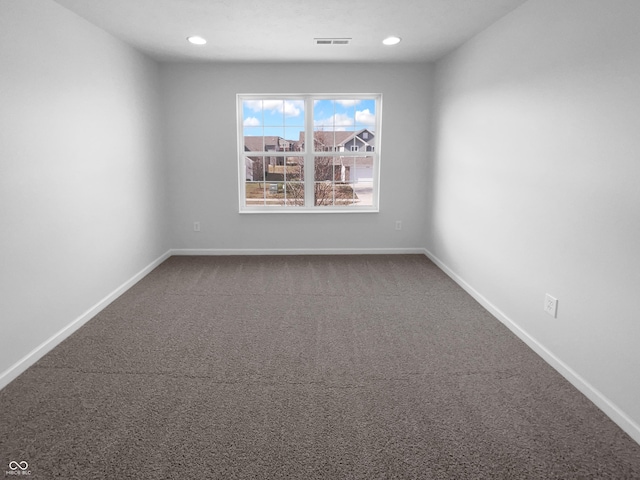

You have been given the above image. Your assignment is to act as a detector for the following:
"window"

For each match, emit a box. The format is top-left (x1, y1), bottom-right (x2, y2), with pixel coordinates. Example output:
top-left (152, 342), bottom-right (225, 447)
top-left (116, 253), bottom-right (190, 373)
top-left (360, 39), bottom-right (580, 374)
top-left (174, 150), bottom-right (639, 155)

top-left (238, 94), bottom-right (381, 212)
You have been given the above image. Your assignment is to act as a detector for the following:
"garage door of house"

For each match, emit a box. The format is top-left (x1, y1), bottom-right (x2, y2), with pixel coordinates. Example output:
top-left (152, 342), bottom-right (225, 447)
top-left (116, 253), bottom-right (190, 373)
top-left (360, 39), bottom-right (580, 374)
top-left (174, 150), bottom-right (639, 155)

top-left (354, 165), bottom-right (373, 183)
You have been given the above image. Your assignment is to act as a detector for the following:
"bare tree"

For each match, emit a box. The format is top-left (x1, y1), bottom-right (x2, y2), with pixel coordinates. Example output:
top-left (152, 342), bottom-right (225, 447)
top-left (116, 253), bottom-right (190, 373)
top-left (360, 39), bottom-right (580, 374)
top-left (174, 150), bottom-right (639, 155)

top-left (275, 130), bottom-right (356, 206)
top-left (283, 158), bottom-right (304, 206)
top-left (312, 131), bottom-right (354, 206)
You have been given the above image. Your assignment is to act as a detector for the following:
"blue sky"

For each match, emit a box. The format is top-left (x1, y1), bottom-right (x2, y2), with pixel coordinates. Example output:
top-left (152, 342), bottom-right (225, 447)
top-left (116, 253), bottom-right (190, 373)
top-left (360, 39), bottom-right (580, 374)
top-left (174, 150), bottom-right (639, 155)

top-left (243, 98), bottom-right (376, 140)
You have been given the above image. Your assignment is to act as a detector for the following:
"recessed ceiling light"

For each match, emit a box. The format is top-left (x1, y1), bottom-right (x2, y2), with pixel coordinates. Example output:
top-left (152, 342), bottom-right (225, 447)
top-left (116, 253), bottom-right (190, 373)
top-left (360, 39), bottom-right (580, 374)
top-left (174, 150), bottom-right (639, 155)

top-left (382, 36), bottom-right (401, 46)
top-left (187, 36), bottom-right (207, 45)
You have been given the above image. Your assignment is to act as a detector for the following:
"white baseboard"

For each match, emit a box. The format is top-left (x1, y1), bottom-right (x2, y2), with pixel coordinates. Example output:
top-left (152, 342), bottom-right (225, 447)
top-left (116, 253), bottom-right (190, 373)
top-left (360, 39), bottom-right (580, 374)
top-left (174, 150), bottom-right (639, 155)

top-left (170, 247), bottom-right (427, 256)
top-left (0, 250), bottom-right (172, 391)
top-left (423, 248), bottom-right (640, 445)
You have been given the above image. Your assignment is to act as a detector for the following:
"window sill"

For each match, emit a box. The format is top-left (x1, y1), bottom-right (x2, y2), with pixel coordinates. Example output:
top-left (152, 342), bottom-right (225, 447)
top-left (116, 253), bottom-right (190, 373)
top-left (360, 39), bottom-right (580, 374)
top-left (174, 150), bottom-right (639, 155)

top-left (239, 207), bottom-right (379, 214)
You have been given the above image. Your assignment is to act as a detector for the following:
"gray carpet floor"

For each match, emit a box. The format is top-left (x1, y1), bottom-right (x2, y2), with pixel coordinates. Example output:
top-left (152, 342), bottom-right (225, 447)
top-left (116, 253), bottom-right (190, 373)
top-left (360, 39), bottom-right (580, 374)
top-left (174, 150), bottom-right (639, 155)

top-left (1, 255), bottom-right (639, 479)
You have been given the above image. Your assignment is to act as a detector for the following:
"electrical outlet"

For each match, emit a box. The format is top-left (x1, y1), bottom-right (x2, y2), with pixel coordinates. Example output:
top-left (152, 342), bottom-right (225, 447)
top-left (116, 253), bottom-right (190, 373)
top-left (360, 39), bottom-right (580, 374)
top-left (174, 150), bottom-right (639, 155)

top-left (395, 220), bottom-right (402, 231)
top-left (193, 221), bottom-right (201, 232)
top-left (544, 294), bottom-right (558, 318)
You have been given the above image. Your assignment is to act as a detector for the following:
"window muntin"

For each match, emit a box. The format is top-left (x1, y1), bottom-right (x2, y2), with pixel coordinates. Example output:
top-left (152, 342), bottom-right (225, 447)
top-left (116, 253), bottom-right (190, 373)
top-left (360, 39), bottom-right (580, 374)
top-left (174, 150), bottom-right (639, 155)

top-left (238, 94), bottom-right (380, 212)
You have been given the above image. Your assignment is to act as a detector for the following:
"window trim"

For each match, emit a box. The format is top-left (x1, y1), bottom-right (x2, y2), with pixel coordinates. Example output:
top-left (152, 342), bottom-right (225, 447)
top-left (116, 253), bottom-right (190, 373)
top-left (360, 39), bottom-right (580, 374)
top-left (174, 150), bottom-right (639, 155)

top-left (237, 94), bottom-right (382, 213)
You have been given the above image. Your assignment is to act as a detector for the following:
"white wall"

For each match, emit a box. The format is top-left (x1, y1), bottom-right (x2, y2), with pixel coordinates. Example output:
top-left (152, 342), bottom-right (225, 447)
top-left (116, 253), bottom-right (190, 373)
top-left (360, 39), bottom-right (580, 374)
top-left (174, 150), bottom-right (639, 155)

top-left (0, 1), bottom-right (168, 384)
top-left (429, 0), bottom-right (640, 440)
top-left (160, 63), bottom-right (431, 252)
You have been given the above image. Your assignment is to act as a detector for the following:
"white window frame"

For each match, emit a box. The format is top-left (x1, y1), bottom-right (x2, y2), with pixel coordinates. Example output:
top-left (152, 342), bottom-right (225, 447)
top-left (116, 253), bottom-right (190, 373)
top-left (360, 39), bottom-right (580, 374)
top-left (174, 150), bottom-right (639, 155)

top-left (237, 94), bottom-right (382, 213)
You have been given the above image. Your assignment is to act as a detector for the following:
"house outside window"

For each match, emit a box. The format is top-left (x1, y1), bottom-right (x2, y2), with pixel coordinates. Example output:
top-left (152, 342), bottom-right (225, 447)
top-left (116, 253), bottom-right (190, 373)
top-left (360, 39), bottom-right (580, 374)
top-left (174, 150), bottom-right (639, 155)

top-left (238, 94), bottom-right (381, 213)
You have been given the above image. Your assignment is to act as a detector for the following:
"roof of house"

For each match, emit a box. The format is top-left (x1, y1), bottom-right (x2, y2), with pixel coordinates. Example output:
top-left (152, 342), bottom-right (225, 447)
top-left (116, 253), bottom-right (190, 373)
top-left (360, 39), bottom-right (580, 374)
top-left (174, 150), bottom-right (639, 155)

top-left (244, 136), bottom-right (297, 152)
top-left (299, 128), bottom-right (375, 148)
top-left (244, 128), bottom-right (375, 153)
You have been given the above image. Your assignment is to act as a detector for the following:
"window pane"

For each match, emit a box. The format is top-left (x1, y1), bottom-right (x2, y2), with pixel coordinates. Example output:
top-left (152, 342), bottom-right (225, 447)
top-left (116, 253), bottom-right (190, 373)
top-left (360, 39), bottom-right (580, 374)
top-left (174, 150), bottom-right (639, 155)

top-left (243, 100), bottom-right (263, 130)
top-left (245, 156), bottom-right (265, 182)
top-left (313, 100), bottom-right (334, 127)
top-left (355, 99), bottom-right (376, 128)
top-left (314, 156), bottom-right (339, 206)
top-left (284, 156), bottom-right (304, 181)
top-left (284, 127), bottom-right (303, 151)
top-left (262, 99), bottom-right (284, 126)
top-left (245, 181), bottom-right (265, 206)
top-left (333, 99), bottom-right (356, 129)
top-left (314, 100), bottom-right (334, 153)
top-left (265, 181), bottom-right (284, 205)
top-left (264, 156), bottom-right (304, 181)
top-left (245, 156), bottom-right (266, 206)
top-left (311, 156), bottom-right (374, 207)
top-left (352, 156), bottom-right (374, 206)
top-left (284, 100), bottom-right (304, 127)
top-left (284, 182), bottom-right (305, 206)
top-left (314, 182), bottom-right (334, 206)
top-left (335, 183), bottom-right (358, 206)
top-left (263, 131), bottom-right (285, 147)
top-left (244, 129), bottom-right (263, 152)
top-left (336, 128), bottom-right (356, 153)
top-left (341, 156), bottom-right (355, 182)
top-left (314, 156), bottom-right (335, 181)
top-left (313, 129), bottom-right (335, 152)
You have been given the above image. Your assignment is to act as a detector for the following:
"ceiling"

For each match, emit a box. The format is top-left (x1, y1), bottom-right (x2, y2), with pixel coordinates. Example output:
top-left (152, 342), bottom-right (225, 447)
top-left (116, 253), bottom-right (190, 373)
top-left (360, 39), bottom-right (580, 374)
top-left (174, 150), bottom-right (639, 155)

top-left (53, 0), bottom-right (528, 63)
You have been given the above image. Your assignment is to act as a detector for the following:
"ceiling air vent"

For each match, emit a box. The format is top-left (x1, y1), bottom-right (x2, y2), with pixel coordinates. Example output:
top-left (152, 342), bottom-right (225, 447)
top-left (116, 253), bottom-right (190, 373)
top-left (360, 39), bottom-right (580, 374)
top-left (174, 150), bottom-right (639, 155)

top-left (314, 38), bottom-right (351, 46)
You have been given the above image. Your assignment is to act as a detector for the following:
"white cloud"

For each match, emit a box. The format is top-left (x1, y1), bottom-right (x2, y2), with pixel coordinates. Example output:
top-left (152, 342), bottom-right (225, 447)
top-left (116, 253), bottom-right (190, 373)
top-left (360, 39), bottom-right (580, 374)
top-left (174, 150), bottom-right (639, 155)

top-left (244, 100), bottom-right (262, 112)
top-left (316, 111), bottom-right (375, 129)
top-left (335, 99), bottom-right (360, 107)
top-left (244, 99), bottom-right (302, 117)
top-left (283, 100), bottom-right (303, 117)
top-left (243, 116), bottom-right (260, 126)
top-left (314, 113), bottom-right (354, 131)
top-left (333, 113), bottom-right (354, 127)
top-left (355, 109), bottom-right (375, 125)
